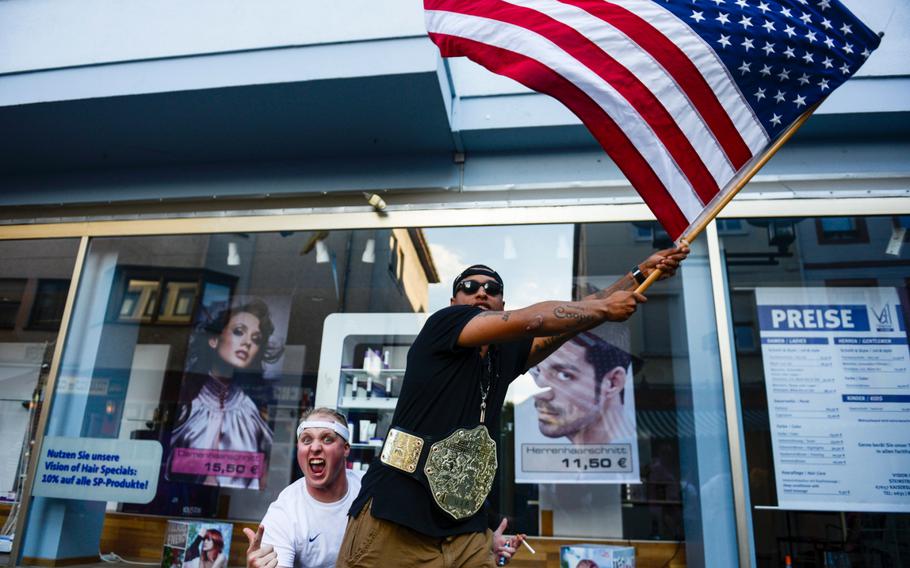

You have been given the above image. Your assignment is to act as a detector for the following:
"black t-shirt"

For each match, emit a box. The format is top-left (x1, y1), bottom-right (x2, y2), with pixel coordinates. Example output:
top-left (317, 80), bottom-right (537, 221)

top-left (349, 304), bottom-right (533, 537)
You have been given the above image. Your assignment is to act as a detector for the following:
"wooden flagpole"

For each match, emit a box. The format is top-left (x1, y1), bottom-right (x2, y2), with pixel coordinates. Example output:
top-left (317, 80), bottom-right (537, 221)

top-left (635, 100), bottom-right (822, 295)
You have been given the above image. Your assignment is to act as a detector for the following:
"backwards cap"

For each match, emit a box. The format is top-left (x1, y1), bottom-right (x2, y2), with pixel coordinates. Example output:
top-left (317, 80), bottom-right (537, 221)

top-left (452, 264), bottom-right (504, 296)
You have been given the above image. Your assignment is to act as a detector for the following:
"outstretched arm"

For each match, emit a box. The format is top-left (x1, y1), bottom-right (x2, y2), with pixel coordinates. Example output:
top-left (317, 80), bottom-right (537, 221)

top-left (457, 292), bottom-right (645, 348)
top-left (457, 246), bottom-right (688, 350)
top-left (521, 246), bottom-right (689, 367)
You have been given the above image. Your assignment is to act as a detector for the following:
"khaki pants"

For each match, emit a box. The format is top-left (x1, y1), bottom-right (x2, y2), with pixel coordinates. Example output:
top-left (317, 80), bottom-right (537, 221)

top-left (336, 500), bottom-right (495, 568)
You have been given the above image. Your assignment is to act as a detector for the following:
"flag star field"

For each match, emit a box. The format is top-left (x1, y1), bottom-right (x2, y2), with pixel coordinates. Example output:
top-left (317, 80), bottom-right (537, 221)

top-left (425, 0), bottom-right (881, 238)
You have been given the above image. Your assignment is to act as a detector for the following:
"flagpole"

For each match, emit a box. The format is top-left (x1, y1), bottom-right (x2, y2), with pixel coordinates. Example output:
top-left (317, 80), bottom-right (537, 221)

top-left (634, 100), bottom-right (823, 295)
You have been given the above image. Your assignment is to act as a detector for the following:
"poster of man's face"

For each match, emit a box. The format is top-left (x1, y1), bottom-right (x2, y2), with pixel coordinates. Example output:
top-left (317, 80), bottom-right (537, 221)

top-left (531, 336), bottom-right (631, 444)
top-left (514, 331), bottom-right (640, 484)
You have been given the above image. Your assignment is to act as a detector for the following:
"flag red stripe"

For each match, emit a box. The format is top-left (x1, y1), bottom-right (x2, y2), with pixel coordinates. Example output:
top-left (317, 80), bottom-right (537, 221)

top-left (562, 0), bottom-right (753, 170)
top-left (429, 0), bottom-right (720, 205)
top-left (429, 32), bottom-right (691, 238)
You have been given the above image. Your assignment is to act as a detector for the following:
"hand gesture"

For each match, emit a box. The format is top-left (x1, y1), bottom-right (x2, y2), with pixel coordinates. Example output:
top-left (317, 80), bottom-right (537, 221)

top-left (492, 517), bottom-right (527, 565)
top-left (604, 290), bottom-right (647, 321)
top-left (641, 245), bottom-right (690, 280)
top-left (243, 525), bottom-right (277, 568)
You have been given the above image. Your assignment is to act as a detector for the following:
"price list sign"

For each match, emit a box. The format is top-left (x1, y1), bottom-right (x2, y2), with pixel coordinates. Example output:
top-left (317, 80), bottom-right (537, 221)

top-left (756, 287), bottom-right (910, 513)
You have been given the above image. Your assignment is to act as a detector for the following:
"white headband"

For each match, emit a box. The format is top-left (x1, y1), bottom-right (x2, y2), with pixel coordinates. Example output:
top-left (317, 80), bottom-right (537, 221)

top-left (296, 420), bottom-right (350, 442)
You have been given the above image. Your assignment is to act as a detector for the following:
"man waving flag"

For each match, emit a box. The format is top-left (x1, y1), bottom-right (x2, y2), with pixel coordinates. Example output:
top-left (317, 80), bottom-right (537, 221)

top-left (424, 0), bottom-right (881, 241)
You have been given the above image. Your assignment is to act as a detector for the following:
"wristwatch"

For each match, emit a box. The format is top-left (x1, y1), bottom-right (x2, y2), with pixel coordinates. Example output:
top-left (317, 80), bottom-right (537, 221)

top-left (631, 265), bottom-right (646, 285)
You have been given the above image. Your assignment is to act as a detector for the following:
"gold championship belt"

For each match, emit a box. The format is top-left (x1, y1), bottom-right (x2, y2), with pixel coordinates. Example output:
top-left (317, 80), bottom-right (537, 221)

top-left (380, 428), bottom-right (424, 473)
top-left (380, 425), bottom-right (498, 520)
top-left (425, 426), bottom-right (498, 520)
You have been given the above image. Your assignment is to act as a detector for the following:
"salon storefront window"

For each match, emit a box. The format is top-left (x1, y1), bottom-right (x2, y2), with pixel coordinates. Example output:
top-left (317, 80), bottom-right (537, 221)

top-left (425, 222), bottom-right (738, 567)
top-left (17, 229), bottom-right (436, 564)
top-left (0, 239), bottom-right (80, 545)
top-left (720, 216), bottom-right (910, 567)
top-left (18, 222), bottom-right (736, 567)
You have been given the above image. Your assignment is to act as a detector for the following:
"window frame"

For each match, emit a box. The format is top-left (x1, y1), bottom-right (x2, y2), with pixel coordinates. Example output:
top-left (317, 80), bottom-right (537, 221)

top-left (2, 195), bottom-right (909, 568)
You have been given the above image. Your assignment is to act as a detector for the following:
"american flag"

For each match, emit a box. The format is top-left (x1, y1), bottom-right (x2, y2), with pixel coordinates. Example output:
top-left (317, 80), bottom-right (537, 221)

top-left (424, 0), bottom-right (881, 240)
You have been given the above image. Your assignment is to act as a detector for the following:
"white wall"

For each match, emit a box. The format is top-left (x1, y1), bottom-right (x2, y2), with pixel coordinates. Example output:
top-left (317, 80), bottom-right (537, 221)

top-left (0, 0), bottom-right (426, 74)
top-left (1, 0), bottom-right (905, 119)
top-left (848, 0), bottom-right (910, 76)
top-left (6, 0), bottom-right (903, 82)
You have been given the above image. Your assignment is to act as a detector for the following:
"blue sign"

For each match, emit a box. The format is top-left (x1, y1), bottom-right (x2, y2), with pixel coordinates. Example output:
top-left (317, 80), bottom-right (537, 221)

top-left (758, 305), bottom-right (870, 332)
top-left (843, 395), bottom-right (910, 404)
top-left (33, 437), bottom-right (162, 503)
top-left (835, 337), bottom-right (908, 345)
top-left (761, 337), bottom-right (829, 345)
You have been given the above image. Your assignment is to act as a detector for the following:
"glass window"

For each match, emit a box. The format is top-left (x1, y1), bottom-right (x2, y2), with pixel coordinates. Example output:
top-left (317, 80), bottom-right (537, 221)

top-left (25, 231), bottom-right (434, 518)
top-left (816, 217), bottom-right (870, 244)
top-left (0, 279), bottom-right (27, 329)
top-left (721, 215), bottom-right (910, 567)
top-left (0, 239), bottom-right (80, 502)
top-left (423, 223), bottom-right (737, 565)
top-left (20, 223), bottom-right (736, 567)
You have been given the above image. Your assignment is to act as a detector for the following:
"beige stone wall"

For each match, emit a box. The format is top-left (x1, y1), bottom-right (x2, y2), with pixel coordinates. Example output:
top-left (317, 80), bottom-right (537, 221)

top-left (390, 228), bottom-right (431, 313)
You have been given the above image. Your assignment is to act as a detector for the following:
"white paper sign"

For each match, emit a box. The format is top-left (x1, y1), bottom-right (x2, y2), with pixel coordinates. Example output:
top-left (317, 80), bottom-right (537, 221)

top-left (33, 437), bottom-right (162, 503)
top-left (756, 287), bottom-right (910, 512)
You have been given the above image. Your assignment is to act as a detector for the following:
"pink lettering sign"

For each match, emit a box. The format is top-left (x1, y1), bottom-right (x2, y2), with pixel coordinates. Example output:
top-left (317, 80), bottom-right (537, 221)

top-left (170, 448), bottom-right (264, 479)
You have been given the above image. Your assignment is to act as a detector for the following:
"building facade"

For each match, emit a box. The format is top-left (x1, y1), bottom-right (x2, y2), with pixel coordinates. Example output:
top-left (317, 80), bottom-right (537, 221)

top-left (1, 1), bottom-right (909, 566)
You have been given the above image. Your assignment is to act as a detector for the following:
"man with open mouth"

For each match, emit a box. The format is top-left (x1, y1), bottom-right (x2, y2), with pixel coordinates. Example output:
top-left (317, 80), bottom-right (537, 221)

top-left (244, 407), bottom-right (360, 568)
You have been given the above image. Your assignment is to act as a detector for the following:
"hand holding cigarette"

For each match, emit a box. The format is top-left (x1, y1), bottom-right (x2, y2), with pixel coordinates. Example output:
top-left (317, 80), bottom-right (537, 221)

top-left (493, 518), bottom-right (533, 565)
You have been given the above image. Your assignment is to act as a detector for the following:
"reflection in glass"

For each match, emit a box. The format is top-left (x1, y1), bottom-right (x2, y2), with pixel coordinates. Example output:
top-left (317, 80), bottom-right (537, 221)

top-left (28, 279), bottom-right (71, 330)
top-left (0, 278), bottom-right (27, 329)
top-left (0, 239), bottom-right (78, 504)
top-left (46, 230), bottom-right (439, 523)
top-left (425, 222), bottom-right (735, 565)
top-left (22, 224), bottom-right (741, 567)
top-left (723, 216), bottom-right (910, 567)
top-left (158, 281), bottom-right (199, 323)
top-left (119, 279), bottom-right (160, 322)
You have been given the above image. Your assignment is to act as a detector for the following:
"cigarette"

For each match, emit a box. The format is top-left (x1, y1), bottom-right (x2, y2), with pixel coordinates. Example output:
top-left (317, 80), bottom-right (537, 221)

top-left (521, 540), bottom-right (536, 554)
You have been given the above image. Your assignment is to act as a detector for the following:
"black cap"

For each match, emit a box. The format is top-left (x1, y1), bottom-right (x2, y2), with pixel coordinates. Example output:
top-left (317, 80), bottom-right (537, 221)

top-left (452, 264), bottom-right (504, 296)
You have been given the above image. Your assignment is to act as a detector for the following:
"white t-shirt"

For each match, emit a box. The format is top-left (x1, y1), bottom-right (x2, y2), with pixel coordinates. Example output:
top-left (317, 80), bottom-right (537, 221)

top-left (260, 470), bottom-right (361, 568)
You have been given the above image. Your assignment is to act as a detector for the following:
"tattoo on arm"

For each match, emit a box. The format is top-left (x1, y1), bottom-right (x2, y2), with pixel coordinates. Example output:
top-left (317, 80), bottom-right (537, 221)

top-left (525, 314), bottom-right (543, 331)
top-left (553, 305), bottom-right (596, 325)
top-left (478, 311), bottom-right (511, 321)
